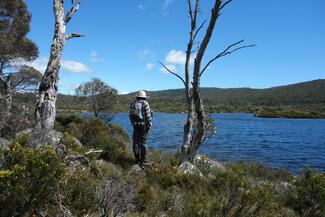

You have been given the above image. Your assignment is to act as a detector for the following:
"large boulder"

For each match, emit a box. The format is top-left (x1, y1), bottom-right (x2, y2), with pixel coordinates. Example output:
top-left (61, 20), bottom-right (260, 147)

top-left (177, 162), bottom-right (203, 178)
top-left (26, 129), bottom-right (66, 158)
top-left (194, 154), bottom-right (226, 173)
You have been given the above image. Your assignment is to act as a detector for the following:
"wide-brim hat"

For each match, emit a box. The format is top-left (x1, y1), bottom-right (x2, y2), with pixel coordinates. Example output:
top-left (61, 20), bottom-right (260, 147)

top-left (136, 90), bottom-right (148, 98)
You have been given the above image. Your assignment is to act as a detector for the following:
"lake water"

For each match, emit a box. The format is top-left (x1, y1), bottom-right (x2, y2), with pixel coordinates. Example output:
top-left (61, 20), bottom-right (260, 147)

top-left (110, 112), bottom-right (325, 174)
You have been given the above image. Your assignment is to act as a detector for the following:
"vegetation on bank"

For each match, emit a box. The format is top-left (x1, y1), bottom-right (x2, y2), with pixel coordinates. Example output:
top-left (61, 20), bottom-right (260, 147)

top-left (13, 79), bottom-right (325, 118)
top-left (254, 107), bottom-right (325, 119)
top-left (1, 115), bottom-right (324, 216)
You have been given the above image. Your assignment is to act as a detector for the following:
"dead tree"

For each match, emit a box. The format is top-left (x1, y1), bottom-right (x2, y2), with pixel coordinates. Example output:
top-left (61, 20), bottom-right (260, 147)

top-left (160, 0), bottom-right (255, 163)
top-left (35, 0), bottom-right (83, 129)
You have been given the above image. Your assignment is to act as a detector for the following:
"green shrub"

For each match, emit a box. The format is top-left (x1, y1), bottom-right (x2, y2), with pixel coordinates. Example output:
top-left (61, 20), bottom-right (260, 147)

top-left (55, 114), bottom-right (84, 128)
top-left (55, 115), bottom-right (133, 168)
top-left (137, 182), bottom-right (157, 211)
top-left (286, 169), bottom-right (325, 217)
top-left (60, 132), bottom-right (83, 155)
top-left (226, 161), bottom-right (291, 182)
top-left (61, 167), bottom-right (99, 216)
top-left (0, 143), bottom-right (65, 217)
top-left (13, 133), bottom-right (29, 147)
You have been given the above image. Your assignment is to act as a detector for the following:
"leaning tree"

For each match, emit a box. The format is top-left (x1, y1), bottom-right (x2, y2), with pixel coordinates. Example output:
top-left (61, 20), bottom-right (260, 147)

top-left (35, 0), bottom-right (83, 129)
top-left (160, 0), bottom-right (255, 163)
top-left (0, 0), bottom-right (39, 112)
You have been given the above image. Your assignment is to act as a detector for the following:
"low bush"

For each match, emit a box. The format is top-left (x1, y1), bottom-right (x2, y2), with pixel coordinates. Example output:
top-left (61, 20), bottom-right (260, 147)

top-left (0, 143), bottom-right (65, 217)
top-left (60, 167), bottom-right (99, 216)
top-left (286, 169), bottom-right (325, 217)
top-left (55, 114), bottom-right (133, 167)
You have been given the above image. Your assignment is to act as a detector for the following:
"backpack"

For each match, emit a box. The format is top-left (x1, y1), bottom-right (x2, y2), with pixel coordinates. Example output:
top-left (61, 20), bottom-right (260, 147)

top-left (130, 101), bottom-right (144, 121)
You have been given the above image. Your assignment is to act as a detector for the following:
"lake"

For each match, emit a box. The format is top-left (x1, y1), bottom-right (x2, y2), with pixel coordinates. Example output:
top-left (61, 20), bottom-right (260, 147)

top-left (110, 112), bottom-right (325, 174)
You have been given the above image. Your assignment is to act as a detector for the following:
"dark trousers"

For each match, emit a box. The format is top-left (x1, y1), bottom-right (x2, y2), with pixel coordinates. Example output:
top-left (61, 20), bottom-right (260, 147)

top-left (132, 124), bottom-right (147, 163)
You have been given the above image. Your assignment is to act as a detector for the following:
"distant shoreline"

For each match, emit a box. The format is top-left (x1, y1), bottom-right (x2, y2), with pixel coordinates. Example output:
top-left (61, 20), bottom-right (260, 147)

top-left (58, 109), bottom-right (325, 119)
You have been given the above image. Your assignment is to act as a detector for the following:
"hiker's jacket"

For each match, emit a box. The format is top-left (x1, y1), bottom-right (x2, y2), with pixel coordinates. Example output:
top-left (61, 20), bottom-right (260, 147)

top-left (129, 99), bottom-right (152, 132)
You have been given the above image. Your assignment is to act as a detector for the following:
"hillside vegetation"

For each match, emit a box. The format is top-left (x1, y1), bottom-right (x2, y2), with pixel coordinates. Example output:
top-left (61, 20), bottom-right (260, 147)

top-left (16, 79), bottom-right (325, 117)
top-left (119, 79), bottom-right (325, 117)
top-left (1, 115), bottom-right (324, 216)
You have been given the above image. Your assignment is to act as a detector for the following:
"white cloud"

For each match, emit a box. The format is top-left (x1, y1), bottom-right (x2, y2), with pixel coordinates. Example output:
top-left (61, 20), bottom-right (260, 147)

top-left (146, 63), bottom-right (155, 71)
top-left (163, 0), bottom-right (173, 10)
top-left (62, 60), bottom-right (91, 73)
top-left (165, 50), bottom-right (187, 65)
top-left (26, 57), bottom-right (48, 73)
top-left (164, 49), bottom-right (195, 66)
top-left (136, 49), bottom-right (155, 60)
top-left (160, 64), bottom-right (177, 74)
top-left (138, 4), bottom-right (145, 10)
top-left (25, 57), bottom-right (91, 74)
top-left (90, 51), bottom-right (103, 63)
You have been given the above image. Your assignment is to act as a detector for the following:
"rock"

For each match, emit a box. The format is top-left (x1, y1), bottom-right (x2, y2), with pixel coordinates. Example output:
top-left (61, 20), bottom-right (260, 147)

top-left (26, 129), bottom-right (66, 158)
top-left (26, 129), bottom-right (64, 148)
top-left (177, 162), bottom-right (203, 177)
top-left (140, 162), bottom-right (153, 170)
top-left (0, 137), bottom-right (9, 151)
top-left (96, 160), bottom-right (122, 177)
top-left (15, 128), bottom-right (33, 139)
top-left (194, 154), bottom-right (226, 172)
top-left (127, 164), bottom-right (146, 178)
top-left (65, 155), bottom-right (90, 166)
top-left (65, 154), bottom-right (90, 174)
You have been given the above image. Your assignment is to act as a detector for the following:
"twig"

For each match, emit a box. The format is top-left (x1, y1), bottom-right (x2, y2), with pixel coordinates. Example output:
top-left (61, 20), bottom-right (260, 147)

top-left (200, 40), bottom-right (256, 76)
top-left (66, 33), bottom-right (84, 40)
top-left (84, 148), bottom-right (103, 155)
top-left (193, 20), bottom-right (207, 40)
top-left (220, 0), bottom-right (233, 11)
top-left (158, 61), bottom-right (186, 86)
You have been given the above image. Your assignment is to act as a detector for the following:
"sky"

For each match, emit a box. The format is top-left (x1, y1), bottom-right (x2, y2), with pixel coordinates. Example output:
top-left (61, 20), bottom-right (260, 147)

top-left (24, 0), bottom-right (325, 94)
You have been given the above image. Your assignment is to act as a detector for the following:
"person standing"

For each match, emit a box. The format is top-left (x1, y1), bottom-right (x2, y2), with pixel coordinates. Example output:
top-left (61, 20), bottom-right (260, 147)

top-left (129, 90), bottom-right (152, 164)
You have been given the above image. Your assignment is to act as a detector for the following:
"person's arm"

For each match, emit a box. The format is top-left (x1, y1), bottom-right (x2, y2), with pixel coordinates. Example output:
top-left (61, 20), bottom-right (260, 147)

top-left (129, 103), bottom-right (134, 125)
top-left (143, 101), bottom-right (152, 132)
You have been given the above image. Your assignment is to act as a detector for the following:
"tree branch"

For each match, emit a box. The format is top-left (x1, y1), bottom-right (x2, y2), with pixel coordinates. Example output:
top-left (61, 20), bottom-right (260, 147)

top-left (64, 0), bottom-right (81, 25)
top-left (220, 0), bottom-right (233, 11)
top-left (66, 33), bottom-right (84, 40)
top-left (187, 0), bottom-right (194, 22)
top-left (158, 61), bottom-right (186, 86)
top-left (193, 20), bottom-right (207, 41)
top-left (84, 148), bottom-right (103, 155)
top-left (200, 40), bottom-right (256, 76)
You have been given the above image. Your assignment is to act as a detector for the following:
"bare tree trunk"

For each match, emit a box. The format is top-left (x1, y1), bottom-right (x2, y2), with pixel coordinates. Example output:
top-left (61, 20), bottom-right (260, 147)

top-left (179, 0), bottom-right (254, 163)
top-left (181, 0), bottom-right (222, 162)
top-left (161, 0), bottom-right (254, 164)
top-left (35, 0), bottom-right (81, 129)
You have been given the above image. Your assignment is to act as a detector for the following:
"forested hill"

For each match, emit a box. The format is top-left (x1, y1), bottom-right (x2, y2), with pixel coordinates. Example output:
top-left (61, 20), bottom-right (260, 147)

top-left (121, 79), bottom-right (325, 108)
top-left (16, 79), bottom-right (325, 113)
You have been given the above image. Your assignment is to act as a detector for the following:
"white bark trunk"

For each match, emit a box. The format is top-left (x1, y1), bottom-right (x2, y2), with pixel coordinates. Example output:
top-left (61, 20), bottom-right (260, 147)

top-left (180, 0), bottom-right (220, 163)
top-left (35, 0), bottom-right (80, 129)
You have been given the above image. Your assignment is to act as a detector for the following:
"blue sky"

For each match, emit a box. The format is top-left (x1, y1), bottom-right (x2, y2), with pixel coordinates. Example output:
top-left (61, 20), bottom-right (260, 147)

top-left (24, 0), bottom-right (325, 94)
